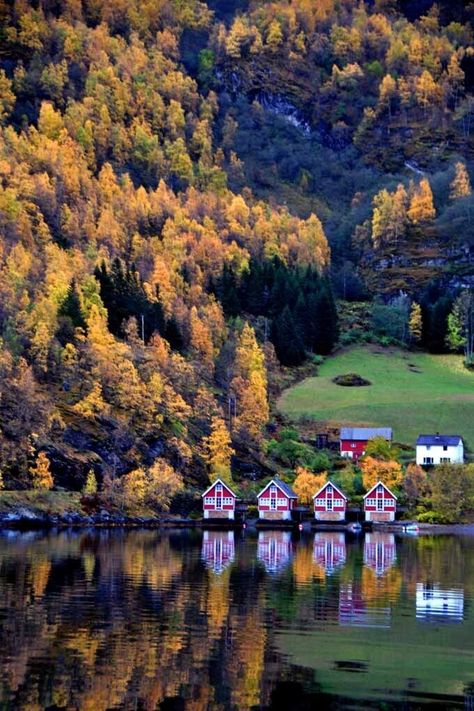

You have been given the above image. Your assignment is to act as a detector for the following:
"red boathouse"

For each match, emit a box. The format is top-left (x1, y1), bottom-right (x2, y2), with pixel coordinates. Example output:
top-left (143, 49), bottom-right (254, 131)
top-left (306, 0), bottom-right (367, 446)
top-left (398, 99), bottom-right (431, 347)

top-left (202, 478), bottom-right (237, 520)
top-left (340, 427), bottom-right (393, 460)
top-left (313, 481), bottom-right (347, 522)
top-left (257, 478), bottom-right (297, 521)
top-left (363, 481), bottom-right (397, 522)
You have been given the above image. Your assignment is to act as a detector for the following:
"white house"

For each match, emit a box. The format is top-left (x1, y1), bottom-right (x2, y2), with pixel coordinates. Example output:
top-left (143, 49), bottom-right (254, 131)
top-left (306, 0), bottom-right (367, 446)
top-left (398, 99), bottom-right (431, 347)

top-left (416, 434), bottom-right (464, 466)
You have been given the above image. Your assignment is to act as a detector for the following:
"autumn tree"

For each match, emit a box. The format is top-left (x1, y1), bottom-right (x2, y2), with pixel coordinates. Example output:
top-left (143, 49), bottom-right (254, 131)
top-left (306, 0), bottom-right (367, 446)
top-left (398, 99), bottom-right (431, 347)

top-left (202, 416), bottom-right (234, 485)
top-left (450, 162), bottom-right (471, 201)
top-left (403, 463), bottom-right (430, 509)
top-left (408, 302), bottom-right (422, 343)
top-left (29, 451), bottom-right (54, 490)
top-left (232, 323), bottom-right (269, 443)
top-left (407, 178), bottom-right (436, 224)
top-left (430, 463), bottom-right (474, 522)
top-left (83, 469), bottom-right (98, 495)
top-left (293, 467), bottom-right (326, 504)
top-left (360, 456), bottom-right (403, 491)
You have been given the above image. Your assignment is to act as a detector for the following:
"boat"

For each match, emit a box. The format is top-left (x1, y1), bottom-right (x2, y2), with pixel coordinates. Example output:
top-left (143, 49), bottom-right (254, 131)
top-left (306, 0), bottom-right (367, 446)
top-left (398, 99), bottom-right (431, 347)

top-left (403, 523), bottom-right (419, 534)
top-left (347, 522), bottom-right (362, 534)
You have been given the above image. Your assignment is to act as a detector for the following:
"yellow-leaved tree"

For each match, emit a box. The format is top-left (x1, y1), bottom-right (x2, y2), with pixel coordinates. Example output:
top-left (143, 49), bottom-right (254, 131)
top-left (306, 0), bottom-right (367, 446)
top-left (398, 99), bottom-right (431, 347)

top-left (83, 469), bottom-right (98, 495)
top-left (293, 467), bottom-right (327, 504)
top-left (409, 302), bottom-right (422, 343)
top-left (232, 323), bottom-right (269, 444)
top-left (407, 178), bottom-right (436, 224)
top-left (450, 161), bottom-right (471, 201)
top-left (360, 456), bottom-right (402, 492)
top-left (29, 451), bottom-right (54, 490)
top-left (203, 416), bottom-right (234, 485)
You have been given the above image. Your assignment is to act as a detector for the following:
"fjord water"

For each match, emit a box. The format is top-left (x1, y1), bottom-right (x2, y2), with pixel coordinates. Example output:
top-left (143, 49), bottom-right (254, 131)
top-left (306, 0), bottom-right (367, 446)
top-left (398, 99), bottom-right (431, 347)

top-left (1, 529), bottom-right (473, 710)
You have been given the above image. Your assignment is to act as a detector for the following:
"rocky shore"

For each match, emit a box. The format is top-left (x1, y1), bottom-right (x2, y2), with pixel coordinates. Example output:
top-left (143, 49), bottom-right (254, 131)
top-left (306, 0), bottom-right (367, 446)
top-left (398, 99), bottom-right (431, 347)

top-left (0, 507), bottom-right (200, 529)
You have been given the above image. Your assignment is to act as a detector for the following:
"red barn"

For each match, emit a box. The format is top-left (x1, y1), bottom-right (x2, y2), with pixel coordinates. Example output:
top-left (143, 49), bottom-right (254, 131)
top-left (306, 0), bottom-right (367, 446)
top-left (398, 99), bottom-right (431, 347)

top-left (340, 427), bottom-right (393, 460)
top-left (313, 481), bottom-right (347, 521)
top-left (363, 481), bottom-right (397, 522)
top-left (257, 478), bottom-right (297, 521)
top-left (202, 479), bottom-right (237, 520)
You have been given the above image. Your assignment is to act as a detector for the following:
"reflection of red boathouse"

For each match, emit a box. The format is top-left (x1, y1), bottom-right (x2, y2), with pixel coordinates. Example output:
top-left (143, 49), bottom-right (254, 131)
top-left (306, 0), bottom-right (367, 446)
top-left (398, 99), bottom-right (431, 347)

top-left (313, 532), bottom-right (346, 575)
top-left (257, 530), bottom-right (293, 573)
top-left (364, 533), bottom-right (397, 576)
top-left (339, 583), bottom-right (391, 629)
top-left (201, 530), bottom-right (235, 574)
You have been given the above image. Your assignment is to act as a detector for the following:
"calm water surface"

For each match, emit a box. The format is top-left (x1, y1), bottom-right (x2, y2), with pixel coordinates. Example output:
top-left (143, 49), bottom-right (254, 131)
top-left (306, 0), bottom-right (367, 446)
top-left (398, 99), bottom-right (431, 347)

top-left (1, 528), bottom-right (474, 710)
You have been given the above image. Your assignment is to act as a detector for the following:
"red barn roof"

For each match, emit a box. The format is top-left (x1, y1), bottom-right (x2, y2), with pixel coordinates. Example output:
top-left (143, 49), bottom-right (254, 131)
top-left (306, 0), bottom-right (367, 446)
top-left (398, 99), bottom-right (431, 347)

top-left (313, 480), bottom-right (347, 500)
top-left (363, 481), bottom-right (397, 500)
top-left (201, 478), bottom-right (237, 498)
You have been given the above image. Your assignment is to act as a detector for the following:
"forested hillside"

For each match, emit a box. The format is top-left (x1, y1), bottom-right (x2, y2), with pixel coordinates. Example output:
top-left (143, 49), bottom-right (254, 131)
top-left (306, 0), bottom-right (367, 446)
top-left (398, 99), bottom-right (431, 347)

top-left (0, 0), bottom-right (473, 498)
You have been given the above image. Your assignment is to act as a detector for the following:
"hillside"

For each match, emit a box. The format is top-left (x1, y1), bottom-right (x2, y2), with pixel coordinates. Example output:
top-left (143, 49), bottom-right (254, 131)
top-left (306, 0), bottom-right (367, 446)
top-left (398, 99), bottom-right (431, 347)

top-left (0, 0), bottom-right (473, 498)
top-left (278, 345), bottom-right (474, 450)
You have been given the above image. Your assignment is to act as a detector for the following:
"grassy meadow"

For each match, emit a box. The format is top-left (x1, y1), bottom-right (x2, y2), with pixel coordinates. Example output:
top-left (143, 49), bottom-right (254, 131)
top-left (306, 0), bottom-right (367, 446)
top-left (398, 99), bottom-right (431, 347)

top-left (278, 346), bottom-right (474, 450)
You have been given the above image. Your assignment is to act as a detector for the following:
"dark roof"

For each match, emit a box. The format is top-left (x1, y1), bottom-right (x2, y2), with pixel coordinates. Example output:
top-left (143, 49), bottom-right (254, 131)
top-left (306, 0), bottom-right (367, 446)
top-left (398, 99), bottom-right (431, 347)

top-left (416, 434), bottom-right (463, 447)
top-left (259, 477), bottom-right (297, 499)
top-left (340, 427), bottom-right (393, 441)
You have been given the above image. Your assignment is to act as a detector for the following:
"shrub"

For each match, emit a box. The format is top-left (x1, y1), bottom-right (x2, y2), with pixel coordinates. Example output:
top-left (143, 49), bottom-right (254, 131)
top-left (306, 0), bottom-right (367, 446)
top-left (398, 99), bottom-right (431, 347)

top-left (417, 510), bottom-right (451, 524)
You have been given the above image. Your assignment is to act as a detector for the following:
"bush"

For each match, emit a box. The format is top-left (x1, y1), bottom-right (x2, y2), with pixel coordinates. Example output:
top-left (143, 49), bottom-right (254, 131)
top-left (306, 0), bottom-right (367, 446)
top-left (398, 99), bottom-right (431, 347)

top-left (332, 372), bottom-right (371, 387)
top-left (417, 510), bottom-right (451, 524)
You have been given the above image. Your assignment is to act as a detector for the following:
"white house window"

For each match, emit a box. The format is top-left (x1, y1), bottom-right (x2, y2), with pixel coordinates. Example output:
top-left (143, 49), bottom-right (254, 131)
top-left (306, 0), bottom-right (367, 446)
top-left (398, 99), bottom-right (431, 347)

top-left (216, 497), bottom-right (222, 509)
top-left (259, 498), bottom-right (269, 508)
top-left (351, 443), bottom-right (356, 448)
top-left (423, 457), bottom-right (434, 465)
top-left (277, 498), bottom-right (286, 507)
top-left (426, 445), bottom-right (431, 450)
top-left (205, 497), bottom-right (214, 505)
top-left (270, 498), bottom-right (276, 510)
top-left (216, 483), bottom-right (222, 492)
top-left (366, 498), bottom-right (377, 507)
top-left (334, 498), bottom-right (344, 507)
top-left (440, 457), bottom-right (450, 463)
top-left (327, 498), bottom-right (333, 510)
top-left (270, 486), bottom-right (277, 495)
top-left (443, 445), bottom-right (448, 451)
top-left (223, 497), bottom-right (233, 506)
top-left (377, 498), bottom-right (384, 511)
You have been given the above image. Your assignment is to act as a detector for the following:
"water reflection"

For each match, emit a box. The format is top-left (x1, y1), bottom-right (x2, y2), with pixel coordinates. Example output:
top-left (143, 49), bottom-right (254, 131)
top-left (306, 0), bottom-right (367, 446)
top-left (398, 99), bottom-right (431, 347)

top-left (313, 531), bottom-right (346, 575)
top-left (416, 583), bottom-right (464, 623)
top-left (257, 530), bottom-right (293, 573)
top-left (363, 532), bottom-right (397, 576)
top-left (201, 529), bottom-right (235, 573)
top-left (1, 529), bottom-right (474, 709)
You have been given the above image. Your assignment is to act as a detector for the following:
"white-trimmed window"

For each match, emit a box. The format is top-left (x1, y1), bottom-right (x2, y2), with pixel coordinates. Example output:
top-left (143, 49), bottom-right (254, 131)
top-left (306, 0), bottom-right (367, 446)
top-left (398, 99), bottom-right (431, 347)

top-left (223, 497), bottom-right (233, 506)
top-left (327, 497), bottom-right (333, 510)
top-left (377, 498), bottom-right (383, 511)
top-left (205, 496), bottom-right (214, 505)
top-left (277, 498), bottom-right (286, 507)
top-left (259, 498), bottom-right (269, 508)
top-left (333, 498), bottom-right (344, 507)
top-left (270, 497), bottom-right (276, 510)
top-left (270, 485), bottom-right (277, 495)
top-left (216, 483), bottom-right (223, 493)
top-left (423, 457), bottom-right (434, 465)
top-left (366, 498), bottom-right (377, 507)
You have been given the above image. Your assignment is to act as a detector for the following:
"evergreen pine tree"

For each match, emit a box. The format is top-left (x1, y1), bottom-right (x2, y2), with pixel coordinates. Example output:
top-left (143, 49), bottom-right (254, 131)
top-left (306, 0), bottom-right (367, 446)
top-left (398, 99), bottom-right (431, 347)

top-left (313, 282), bottom-right (339, 355)
top-left (271, 305), bottom-right (306, 366)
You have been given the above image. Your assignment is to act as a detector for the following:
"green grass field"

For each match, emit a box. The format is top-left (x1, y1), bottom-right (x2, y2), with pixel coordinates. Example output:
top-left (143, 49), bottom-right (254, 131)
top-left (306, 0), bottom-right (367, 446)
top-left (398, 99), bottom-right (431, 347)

top-left (278, 346), bottom-right (474, 450)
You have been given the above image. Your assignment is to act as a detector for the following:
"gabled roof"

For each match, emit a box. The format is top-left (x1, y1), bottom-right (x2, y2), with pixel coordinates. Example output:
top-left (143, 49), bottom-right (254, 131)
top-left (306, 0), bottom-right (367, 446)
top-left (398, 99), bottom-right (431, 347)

top-left (313, 480), bottom-right (347, 500)
top-left (341, 427), bottom-right (393, 441)
top-left (257, 477), bottom-right (297, 499)
top-left (416, 434), bottom-right (463, 447)
top-left (363, 480), bottom-right (397, 500)
top-left (201, 478), bottom-right (237, 498)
